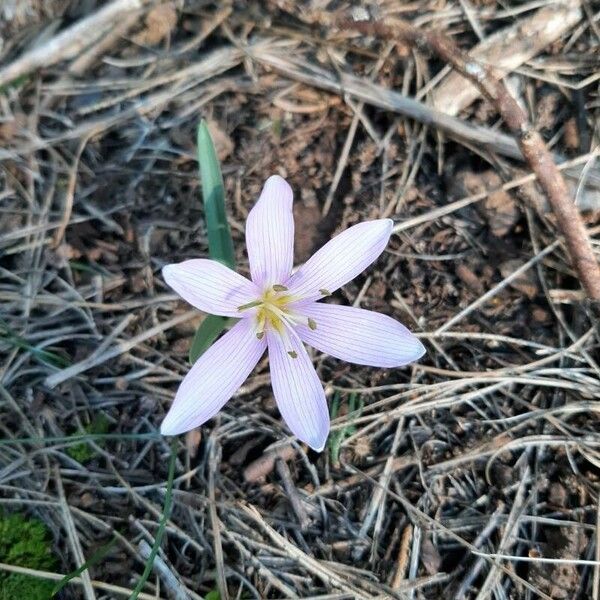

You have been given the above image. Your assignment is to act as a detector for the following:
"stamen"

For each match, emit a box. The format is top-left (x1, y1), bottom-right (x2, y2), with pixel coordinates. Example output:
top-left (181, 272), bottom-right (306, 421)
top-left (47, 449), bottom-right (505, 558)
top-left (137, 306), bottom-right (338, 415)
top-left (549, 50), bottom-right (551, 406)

top-left (272, 284), bottom-right (288, 292)
top-left (287, 350), bottom-right (298, 359)
top-left (237, 300), bottom-right (262, 311)
top-left (268, 303), bottom-right (296, 328)
top-left (319, 288), bottom-right (331, 297)
top-left (256, 331), bottom-right (265, 340)
top-left (307, 317), bottom-right (317, 330)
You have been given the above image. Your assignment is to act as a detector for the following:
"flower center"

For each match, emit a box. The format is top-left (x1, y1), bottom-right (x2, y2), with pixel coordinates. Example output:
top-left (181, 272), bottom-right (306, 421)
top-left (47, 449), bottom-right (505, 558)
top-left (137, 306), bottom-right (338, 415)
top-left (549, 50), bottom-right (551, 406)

top-left (237, 285), bottom-right (317, 344)
top-left (255, 287), bottom-right (295, 337)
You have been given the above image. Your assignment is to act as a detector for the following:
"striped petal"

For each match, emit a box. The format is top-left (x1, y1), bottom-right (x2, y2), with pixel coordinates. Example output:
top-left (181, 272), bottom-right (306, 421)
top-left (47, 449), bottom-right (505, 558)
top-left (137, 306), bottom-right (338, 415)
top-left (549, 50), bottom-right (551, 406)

top-left (286, 219), bottom-right (392, 302)
top-left (246, 175), bottom-right (295, 287)
top-left (267, 327), bottom-right (329, 451)
top-left (295, 303), bottom-right (425, 367)
top-left (162, 259), bottom-right (259, 317)
top-left (161, 318), bottom-right (266, 435)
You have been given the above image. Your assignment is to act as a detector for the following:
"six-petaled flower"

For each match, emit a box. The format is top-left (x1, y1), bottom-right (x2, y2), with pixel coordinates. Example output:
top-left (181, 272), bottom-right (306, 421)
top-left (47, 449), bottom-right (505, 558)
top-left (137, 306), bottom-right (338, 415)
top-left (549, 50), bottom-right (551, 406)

top-left (161, 175), bottom-right (425, 450)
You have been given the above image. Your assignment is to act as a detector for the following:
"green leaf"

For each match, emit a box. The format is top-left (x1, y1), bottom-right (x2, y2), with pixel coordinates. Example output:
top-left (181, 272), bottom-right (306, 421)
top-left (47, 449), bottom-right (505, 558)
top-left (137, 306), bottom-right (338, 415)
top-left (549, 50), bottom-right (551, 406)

top-left (189, 315), bottom-right (232, 364)
top-left (197, 120), bottom-right (235, 269)
top-left (0, 319), bottom-right (70, 368)
top-left (129, 442), bottom-right (177, 600)
top-left (51, 537), bottom-right (117, 596)
top-left (328, 392), bottom-right (363, 465)
top-left (0, 74), bottom-right (30, 94)
top-left (204, 591), bottom-right (221, 600)
top-left (189, 121), bottom-right (237, 364)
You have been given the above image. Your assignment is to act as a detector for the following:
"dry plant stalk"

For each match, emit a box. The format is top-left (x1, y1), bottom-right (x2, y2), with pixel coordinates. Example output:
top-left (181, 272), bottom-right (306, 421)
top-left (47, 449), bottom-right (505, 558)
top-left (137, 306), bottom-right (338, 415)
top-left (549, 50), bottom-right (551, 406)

top-left (339, 12), bottom-right (600, 300)
top-left (431, 1), bottom-right (583, 115)
top-left (0, 0), bottom-right (152, 88)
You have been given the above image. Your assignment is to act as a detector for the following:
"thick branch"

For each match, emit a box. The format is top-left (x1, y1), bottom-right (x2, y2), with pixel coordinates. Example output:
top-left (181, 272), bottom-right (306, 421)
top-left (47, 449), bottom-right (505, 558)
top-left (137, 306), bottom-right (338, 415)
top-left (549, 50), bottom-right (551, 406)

top-left (339, 13), bottom-right (600, 300)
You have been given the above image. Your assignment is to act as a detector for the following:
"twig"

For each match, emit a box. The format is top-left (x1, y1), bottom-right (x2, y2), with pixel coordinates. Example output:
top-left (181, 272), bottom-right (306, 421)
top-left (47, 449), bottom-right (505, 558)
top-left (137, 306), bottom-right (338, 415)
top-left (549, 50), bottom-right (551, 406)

top-left (55, 467), bottom-right (97, 600)
top-left (0, 563), bottom-right (163, 600)
top-left (0, 0), bottom-right (153, 88)
top-left (339, 12), bottom-right (600, 299)
top-left (208, 437), bottom-right (229, 600)
top-left (53, 132), bottom-right (95, 248)
top-left (475, 465), bottom-right (529, 600)
top-left (0, 46), bottom-right (246, 161)
top-left (432, 1), bottom-right (583, 115)
top-left (391, 524), bottom-right (412, 590)
top-left (249, 43), bottom-right (600, 195)
top-left (68, 10), bottom-right (143, 76)
top-left (392, 150), bottom-right (599, 233)
top-left (434, 241), bottom-right (559, 334)
top-left (44, 310), bottom-right (196, 388)
top-left (138, 540), bottom-right (188, 600)
top-left (249, 46), bottom-right (524, 161)
top-left (275, 458), bottom-right (310, 531)
top-left (239, 504), bottom-right (367, 597)
top-left (454, 504), bottom-right (504, 599)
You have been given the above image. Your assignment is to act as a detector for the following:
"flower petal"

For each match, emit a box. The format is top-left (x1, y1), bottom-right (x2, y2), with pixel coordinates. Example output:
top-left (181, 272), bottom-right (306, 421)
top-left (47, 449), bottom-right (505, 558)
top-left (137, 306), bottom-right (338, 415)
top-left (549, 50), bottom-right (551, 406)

top-left (295, 303), bottom-right (425, 367)
top-left (286, 219), bottom-right (392, 301)
top-left (161, 319), bottom-right (266, 435)
top-left (246, 175), bottom-right (294, 287)
top-left (267, 327), bottom-right (329, 451)
top-left (163, 259), bottom-right (259, 317)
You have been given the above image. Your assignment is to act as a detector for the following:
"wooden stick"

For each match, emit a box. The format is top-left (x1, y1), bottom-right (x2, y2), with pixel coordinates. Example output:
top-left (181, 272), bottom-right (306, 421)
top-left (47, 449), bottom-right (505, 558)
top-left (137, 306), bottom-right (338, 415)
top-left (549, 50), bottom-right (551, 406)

top-left (275, 458), bottom-right (310, 531)
top-left (339, 13), bottom-right (600, 300)
top-left (0, 0), bottom-right (152, 88)
top-left (432, 1), bottom-right (582, 115)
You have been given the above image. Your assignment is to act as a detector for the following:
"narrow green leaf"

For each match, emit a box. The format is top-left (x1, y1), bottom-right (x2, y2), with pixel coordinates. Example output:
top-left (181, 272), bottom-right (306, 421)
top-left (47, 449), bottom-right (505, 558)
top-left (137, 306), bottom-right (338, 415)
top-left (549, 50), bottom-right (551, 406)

top-left (189, 315), bottom-right (232, 364)
top-left (129, 443), bottom-right (177, 600)
top-left (0, 319), bottom-right (70, 368)
top-left (328, 392), bottom-right (364, 464)
top-left (51, 537), bottom-right (117, 596)
top-left (189, 121), bottom-right (237, 364)
top-left (197, 120), bottom-right (235, 269)
top-left (0, 74), bottom-right (30, 94)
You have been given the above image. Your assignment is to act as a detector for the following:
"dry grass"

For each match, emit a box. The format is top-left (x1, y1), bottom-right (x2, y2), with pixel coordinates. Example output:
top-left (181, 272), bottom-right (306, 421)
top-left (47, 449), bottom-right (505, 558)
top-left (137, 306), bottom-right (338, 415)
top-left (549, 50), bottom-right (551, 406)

top-left (1, 1), bottom-right (599, 598)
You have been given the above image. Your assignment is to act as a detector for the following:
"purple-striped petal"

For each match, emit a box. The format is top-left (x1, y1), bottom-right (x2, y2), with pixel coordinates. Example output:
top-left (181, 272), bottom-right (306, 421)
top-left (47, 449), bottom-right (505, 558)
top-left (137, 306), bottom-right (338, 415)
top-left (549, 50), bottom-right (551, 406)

top-left (286, 219), bottom-right (392, 302)
top-left (246, 175), bottom-right (294, 287)
top-left (163, 259), bottom-right (259, 317)
top-left (161, 318), bottom-right (266, 435)
top-left (295, 303), bottom-right (425, 367)
top-left (267, 328), bottom-right (329, 451)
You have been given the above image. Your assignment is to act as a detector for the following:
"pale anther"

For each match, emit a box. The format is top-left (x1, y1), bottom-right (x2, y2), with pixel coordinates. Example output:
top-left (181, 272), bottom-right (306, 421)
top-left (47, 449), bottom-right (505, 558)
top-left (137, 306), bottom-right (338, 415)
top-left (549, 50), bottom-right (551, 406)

top-left (287, 350), bottom-right (298, 359)
top-left (238, 299), bottom-right (262, 311)
top-left (308, 318), bottom-right (317, 330)
top-left (256, 331), bottom-right (265, 340)
top-left (319, 288), bottom-right (331, 296)
top-left (272, 284), bottom-right (288, 292)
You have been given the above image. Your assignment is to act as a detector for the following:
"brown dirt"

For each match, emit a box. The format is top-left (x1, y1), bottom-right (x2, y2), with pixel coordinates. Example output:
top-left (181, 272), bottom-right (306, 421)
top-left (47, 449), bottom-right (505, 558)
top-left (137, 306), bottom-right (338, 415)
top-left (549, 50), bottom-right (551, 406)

top-left (0, 1), bottom-right (599, 599)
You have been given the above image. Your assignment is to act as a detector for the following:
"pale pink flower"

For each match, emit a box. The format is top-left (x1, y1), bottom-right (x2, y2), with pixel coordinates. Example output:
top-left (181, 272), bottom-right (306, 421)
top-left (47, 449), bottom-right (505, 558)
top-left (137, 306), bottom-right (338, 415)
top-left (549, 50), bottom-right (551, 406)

top-left (161, 176), bottom-right (425, 450)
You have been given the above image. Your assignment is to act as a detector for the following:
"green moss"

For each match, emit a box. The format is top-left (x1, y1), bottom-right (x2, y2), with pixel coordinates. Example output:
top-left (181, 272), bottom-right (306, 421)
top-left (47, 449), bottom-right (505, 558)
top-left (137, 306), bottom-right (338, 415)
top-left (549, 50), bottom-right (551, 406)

top-left (0, 513), bottom-right (56, 599)
top-left (66, 413), bottom-right (110, 463)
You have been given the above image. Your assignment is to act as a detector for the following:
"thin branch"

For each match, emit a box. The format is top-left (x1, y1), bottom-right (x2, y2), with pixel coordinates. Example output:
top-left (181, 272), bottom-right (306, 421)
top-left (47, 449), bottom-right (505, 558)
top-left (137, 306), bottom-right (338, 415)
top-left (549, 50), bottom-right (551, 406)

top-left (338, 12), bottom-right (600, 300)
